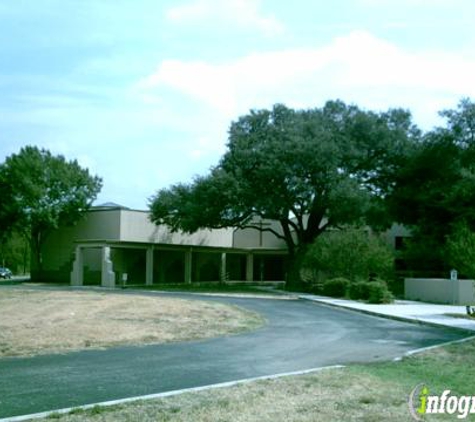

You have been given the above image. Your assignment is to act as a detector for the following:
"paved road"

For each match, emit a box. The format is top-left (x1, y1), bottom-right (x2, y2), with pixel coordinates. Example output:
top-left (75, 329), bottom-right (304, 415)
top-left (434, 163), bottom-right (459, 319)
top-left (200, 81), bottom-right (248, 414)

top-left (0, 293), bottom-right (467, 418)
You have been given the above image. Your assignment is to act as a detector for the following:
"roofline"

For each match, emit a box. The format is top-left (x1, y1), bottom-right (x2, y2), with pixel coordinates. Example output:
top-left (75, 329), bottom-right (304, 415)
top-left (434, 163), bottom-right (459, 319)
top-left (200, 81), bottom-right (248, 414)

top-left (72, 239), bottom-right (288, 254)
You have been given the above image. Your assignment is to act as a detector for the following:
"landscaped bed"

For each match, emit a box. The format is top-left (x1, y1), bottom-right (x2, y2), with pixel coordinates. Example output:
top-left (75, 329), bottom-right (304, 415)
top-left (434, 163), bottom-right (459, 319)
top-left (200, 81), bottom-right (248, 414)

top-left (0, 287), bottom-right (264, 357)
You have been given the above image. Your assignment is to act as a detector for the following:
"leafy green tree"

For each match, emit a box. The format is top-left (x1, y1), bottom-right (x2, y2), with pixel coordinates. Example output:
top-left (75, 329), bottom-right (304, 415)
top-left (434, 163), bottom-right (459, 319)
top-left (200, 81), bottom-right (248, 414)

top-left (446, 221), bottom-right (475, 279)
top-left (0, 146), bottom-right (102, 281)
top-left (150, 101), bottom-right (417, 289)
top-left (439, 97), bottom-right (475, 147)
top-left (304, 228), bottom-right (394, 283)
top-left (0, 231), bottom-right (30, 274)
top-left (388, 98), bottom-right (475, 273)
top-left (0, 171), bottom-right (21, 240)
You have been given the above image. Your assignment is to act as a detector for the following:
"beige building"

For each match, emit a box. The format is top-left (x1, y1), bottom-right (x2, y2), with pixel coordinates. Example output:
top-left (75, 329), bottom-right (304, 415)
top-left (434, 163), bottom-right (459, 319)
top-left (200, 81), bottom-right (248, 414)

top-left (39, 203), bottom-right (288, 286)
top-left (39, 203), bottom-right (411, 287)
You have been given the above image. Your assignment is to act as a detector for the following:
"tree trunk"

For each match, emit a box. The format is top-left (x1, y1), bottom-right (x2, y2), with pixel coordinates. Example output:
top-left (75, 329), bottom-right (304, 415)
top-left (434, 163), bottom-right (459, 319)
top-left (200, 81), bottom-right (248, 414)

top-left (30, 229), bottom-right (44, 282)
top-left (285, 244), bottom-right (310, 292)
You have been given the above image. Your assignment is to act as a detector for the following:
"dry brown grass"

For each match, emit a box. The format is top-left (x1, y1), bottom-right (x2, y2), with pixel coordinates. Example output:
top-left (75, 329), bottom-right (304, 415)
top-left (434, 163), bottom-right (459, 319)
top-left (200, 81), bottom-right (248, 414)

top-left (0, 288), bottom-right (264, 357)
top-left (40, 369), bottom-right (411, 422)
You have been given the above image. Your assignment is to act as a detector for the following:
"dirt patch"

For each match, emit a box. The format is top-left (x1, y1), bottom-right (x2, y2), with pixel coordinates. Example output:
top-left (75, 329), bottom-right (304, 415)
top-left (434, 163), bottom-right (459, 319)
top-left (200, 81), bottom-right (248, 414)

top-left (0, 288), bottom-right (264, 357)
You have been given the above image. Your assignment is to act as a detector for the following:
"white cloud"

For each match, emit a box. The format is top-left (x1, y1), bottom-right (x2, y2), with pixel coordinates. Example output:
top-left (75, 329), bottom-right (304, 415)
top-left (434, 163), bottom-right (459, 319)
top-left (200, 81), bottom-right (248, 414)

top-left (137, 30), bottom-right (475, 128)
top-left (166, 0), bottom-right (284, 36)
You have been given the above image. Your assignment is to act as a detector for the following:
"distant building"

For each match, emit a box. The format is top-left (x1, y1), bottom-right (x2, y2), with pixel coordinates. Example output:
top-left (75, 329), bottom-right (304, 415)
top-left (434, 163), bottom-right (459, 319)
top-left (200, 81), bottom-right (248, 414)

top-left (38, 203), bottom-right (410, 287)
top-left (39, 203), bottom-right (288, 286)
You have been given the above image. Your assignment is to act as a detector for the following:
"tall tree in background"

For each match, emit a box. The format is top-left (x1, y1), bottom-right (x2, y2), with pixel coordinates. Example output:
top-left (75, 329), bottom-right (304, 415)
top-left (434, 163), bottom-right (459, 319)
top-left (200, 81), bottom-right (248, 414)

top-left (388, 98), bottom-right (475, 274)
top-left (150, 101), bottom-right (417, 288)
top-left (0, 146), bottom-right (102, 281)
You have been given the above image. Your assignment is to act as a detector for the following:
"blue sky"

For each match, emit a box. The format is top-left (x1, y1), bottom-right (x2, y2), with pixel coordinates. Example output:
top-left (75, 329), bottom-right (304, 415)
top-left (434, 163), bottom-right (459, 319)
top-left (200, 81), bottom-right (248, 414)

top-left (1, 0), bottom-right (474, 209)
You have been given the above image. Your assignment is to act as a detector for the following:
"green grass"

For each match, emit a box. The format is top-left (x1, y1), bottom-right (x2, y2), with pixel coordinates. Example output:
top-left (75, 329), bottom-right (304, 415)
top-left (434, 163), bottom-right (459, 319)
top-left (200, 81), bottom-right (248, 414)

top-left (39, 337), bottom-right (475, 421)
top-left (351, 337), bottom-right (475, 397)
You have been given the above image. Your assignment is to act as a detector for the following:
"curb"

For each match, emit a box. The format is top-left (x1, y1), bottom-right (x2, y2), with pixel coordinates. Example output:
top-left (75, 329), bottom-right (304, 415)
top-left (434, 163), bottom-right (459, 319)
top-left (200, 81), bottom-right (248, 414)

top-left (0, 365), bottom-right (344, 422)
top-left (299, 296), bottom-right (475, 336)
top-left (394, 334), bottom-right (475, 361)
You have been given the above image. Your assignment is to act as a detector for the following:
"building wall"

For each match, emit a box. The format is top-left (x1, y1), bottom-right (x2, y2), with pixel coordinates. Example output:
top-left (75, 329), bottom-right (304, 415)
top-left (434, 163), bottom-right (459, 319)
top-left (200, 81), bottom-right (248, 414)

top-left (383, 223), bottom-right (412, 250)
top-left (405, 278), bottom-right (475, 305)
top-left (40, 207), bottom-right (262, 283)
top-left (119, 210), bottom-right (235, 247)
top-left (39, 209), bottom-right (122, 282)
top-left (232, 218), bottom-right (287, 249)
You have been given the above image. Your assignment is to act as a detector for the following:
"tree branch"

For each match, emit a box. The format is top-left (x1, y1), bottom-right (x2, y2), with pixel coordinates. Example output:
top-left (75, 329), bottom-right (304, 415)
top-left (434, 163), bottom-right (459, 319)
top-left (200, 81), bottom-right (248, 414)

top-left (238, 224), bottom-right (288, 242)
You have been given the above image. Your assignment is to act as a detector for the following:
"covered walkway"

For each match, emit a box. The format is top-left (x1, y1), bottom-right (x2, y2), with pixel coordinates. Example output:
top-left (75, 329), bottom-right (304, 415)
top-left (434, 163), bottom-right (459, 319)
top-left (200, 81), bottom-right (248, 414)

top-left (70, 242), bottom-right (287, 287)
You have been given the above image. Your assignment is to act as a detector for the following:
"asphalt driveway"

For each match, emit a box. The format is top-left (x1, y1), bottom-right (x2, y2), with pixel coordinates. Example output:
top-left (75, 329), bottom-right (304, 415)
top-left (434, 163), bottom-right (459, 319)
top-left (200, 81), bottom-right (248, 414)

top-left (0, 293), bottom-right (467, 418)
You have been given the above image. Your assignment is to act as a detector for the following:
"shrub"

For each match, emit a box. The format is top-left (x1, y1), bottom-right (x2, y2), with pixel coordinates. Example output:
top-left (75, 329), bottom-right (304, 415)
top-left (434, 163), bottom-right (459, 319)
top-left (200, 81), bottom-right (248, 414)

top-left (446, 221), bottom-right (475, 279)
top-left (348, 280), bottom-right (372, 301)
top-left (322, 277), bottom-right (350, 298)
top-left (367, 280), bottom-right (393, 304)
top-left (347, 279), bottom-right (393, 303)
top-left (304, 228), bottom-right (394, 282)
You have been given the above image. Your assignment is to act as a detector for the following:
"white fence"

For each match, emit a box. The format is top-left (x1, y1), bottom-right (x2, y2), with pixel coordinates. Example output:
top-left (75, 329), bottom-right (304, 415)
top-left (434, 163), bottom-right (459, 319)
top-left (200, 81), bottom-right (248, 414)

top-left (405, 278), bottom-right (475, 305)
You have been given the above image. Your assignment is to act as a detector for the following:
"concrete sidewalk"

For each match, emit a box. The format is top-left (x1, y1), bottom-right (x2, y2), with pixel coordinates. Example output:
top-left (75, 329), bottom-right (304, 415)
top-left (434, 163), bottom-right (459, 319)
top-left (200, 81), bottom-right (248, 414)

top-left (300, 294), bottom-right (475, 333)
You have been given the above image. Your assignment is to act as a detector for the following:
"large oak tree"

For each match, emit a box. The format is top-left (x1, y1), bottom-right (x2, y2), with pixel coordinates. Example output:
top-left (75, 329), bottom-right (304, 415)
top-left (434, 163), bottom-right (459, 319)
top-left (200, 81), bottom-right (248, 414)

top-left (0, 146), bottom-right (102, 281)
top-left (150, 101), bottom-right (417, 288)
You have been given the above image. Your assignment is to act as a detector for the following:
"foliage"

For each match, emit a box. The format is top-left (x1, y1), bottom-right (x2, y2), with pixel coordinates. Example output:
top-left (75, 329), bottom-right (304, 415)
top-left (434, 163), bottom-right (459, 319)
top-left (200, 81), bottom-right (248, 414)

top-left (388, 132), bottom-right (475, 242)
top-left (0, 170), bottom-right (21, 242)
top-left (398, 235), bottom-right (447, 276)
top-left (439, 97), bottom-right (475, 147)
top-left (304, 228), bottom-right (394, 282)
top-left (322, 277), bottom-right (350, 298)
top-left (367, 280), bottom-right (393, 304)
top-left (348, 280), bottom-right (372, 301)
top-left (150, 101), bottom-right (416, 288)
top-left (388, 97), bottom-right (475, 274)
top-left (347, 279), bottom-right (392, 303)
top-left (0, 146), bottom-right (102, 280)
top-left (445, 221), bottom-right (475, 279)
top-left (0, 231), bottom-right (30, 274)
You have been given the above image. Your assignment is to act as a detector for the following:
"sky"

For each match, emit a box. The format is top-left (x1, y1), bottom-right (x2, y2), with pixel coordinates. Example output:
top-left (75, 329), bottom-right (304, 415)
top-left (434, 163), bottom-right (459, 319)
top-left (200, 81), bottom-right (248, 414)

top-left (1, 0), bottom-right (475, 210)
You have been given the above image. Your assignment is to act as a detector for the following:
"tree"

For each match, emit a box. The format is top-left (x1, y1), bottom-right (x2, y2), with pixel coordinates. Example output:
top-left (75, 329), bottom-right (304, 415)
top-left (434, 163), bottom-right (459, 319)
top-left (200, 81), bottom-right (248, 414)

top-left (303, 228), bottom-right (394, 283)
top-left (150, 101), bottom-right (417, 289)
top-left (439, 97), bottom-right (475, 147)
top-left (0, 146), bottom-right (102, 281)
top-left (446, 221), bottom-right (475, 279)
top-left (388, 98), bottom-right (475, 274)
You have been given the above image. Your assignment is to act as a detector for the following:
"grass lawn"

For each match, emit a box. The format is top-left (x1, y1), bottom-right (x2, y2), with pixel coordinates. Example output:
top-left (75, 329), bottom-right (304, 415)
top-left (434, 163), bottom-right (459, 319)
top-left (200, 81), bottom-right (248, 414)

top-left (37, 337), bottom-right (475, 421)
top-left (0, 288), bottom-right (264, 357)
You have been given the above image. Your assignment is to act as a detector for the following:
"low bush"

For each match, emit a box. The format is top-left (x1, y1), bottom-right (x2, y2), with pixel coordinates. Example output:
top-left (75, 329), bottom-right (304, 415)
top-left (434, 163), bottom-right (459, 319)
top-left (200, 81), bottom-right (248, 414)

top-left (304, 229), bottom-right (395, 281)
top-left (368, 280), bottom-right (393, 304)
top-left (348, 281), bottom-right (371, 301)
top-left (322, 277), bottom-right (350, 298)
top-left (347, 279), bottom-right (393, 304)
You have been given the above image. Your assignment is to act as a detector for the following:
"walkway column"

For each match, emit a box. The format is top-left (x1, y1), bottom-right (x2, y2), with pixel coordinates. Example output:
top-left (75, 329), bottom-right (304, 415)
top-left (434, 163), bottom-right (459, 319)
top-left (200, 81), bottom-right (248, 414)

top-left (146, 247), bottom-right (154, 286)
top-left (246, 253), bottom-right (254, 282)
top-left (101, 246), bottom-right (115, 288)
top-left (184, 249), bottom-right (192, 284)
top-left (70, 246), bottom-right (84, 286)
top-left (220, 252), bottom-right (227, 283)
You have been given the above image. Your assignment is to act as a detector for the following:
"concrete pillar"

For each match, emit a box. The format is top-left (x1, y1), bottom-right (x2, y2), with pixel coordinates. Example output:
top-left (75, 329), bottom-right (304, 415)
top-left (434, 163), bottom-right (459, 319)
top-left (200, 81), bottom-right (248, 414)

top-left (70, 246), bottom-right (84, 286)
top-left (246, 253), bottom-right (254, 282)
top-left (146, 247), bottom-right (154, 286)
top-left (101, 246), bottom-right (115, 288)
top-left (184, 249), bottom-right (192, 284)
top-left (220, 252), bottom-right (227, 283)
